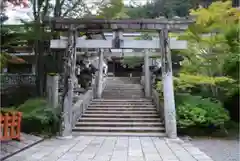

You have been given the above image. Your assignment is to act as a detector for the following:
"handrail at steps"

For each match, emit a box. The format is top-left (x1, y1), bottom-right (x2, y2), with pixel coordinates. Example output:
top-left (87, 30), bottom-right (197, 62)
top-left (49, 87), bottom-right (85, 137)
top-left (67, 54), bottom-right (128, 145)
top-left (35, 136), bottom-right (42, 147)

top-left (71, 77), bottom-right (107, 128)
top-left (151, 88), bottom-right (165, 123)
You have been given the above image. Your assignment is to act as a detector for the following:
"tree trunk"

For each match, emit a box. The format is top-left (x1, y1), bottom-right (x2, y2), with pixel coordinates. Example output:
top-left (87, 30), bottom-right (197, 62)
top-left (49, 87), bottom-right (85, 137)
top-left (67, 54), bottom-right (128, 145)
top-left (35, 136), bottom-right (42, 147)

top-left (34, 22), bottom-right (46, 97)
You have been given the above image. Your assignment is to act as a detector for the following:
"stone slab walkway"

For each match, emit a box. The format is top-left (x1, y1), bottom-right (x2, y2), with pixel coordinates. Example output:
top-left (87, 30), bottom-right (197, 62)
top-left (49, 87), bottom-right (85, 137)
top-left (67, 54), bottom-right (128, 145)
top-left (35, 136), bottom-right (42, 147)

top-left (1, 133), bottom-right (44, 161)
top-left (5, 136), bottom-right (214, 161)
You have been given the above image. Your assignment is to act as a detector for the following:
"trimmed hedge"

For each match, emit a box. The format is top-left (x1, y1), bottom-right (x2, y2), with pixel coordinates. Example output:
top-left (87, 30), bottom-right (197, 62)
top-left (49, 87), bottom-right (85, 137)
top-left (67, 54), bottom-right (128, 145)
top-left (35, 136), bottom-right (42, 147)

top-left (176, 94), bottom-right (230, 130)
top-left (1, 98), bottom-right (60, 136)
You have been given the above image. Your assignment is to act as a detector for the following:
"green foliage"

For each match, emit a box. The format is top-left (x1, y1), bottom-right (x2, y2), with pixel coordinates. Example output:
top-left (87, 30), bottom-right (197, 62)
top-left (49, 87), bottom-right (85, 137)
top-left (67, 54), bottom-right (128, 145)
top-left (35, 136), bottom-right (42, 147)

top-left (17, 98), bottom-right (60, 136)
top-left (178, 1), bottom-right (240, 73)
top-left (156, 74), bottom-right (235, 98)
top-left (97, 0), bottom-right (128, 19)
top-left (18, 98), bottom-right (47, 113)
top-left (223, 53), bottom-right (240, 80)
top-left (175, 73), bottom-right (235, 91)
top-left (0, 107), bottom-right (17, 114)
top-left (126, 0), bottom-right (198, 18)
top-left (0, 52), bottom-right (11, 70)
top-left (176, 94), bottom-right (230, 129)
top-left (223, 25), bottom-right (240, 80)
top-left (189, 1), bottom-right (240, 32)
top-left (174, 1), bottom-right (239, 105)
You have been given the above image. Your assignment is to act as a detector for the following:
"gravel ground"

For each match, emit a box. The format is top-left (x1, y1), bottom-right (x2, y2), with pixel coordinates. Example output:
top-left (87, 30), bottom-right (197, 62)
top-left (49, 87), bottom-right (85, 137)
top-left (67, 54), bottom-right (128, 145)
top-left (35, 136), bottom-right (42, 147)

top-left (186, 137), bottom-right (240, 161)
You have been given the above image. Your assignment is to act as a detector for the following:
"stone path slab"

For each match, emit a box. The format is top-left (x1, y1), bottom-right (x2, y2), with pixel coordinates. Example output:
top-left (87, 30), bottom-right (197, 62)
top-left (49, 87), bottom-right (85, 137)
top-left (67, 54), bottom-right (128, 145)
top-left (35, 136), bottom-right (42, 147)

top-left (4, 136), bottom-right (214, 161)
top-left (189, 137), bottom-right (239, 161)
top-left (1, 133), bottom-right (44, 161)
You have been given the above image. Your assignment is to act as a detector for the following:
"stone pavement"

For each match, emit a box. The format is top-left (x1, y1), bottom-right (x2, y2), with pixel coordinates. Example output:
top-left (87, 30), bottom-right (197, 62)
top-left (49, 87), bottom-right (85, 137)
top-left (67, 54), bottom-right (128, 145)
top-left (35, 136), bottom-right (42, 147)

top-left (1, 133), bottom-right (44, 160)
top-left (5, 136), bottom-right (214, 161)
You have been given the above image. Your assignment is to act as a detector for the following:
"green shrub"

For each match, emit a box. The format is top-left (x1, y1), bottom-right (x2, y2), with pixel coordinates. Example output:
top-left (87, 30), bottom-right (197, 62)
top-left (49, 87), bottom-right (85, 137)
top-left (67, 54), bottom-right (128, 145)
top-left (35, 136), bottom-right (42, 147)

top-left (18, 98), bottom-right (47, 113)
top-left (1, 107), bottom-right (17, 114)
top-left (176, 94), bottom-right (230, 129)
top-left (17, 98), bottom-right (60, 136)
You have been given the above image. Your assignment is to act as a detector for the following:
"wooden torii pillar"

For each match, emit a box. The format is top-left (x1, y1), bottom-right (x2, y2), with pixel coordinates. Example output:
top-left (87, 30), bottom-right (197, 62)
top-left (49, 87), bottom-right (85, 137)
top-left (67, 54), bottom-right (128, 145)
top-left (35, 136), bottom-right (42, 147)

top-left (45, 17), bottom-right (194, 138)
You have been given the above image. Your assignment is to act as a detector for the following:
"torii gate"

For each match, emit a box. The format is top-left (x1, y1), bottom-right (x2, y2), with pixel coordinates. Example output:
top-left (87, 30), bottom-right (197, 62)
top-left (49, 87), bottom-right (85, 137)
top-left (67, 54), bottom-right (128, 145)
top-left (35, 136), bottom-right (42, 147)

top-left (44, 17), bottom-right (194, 139)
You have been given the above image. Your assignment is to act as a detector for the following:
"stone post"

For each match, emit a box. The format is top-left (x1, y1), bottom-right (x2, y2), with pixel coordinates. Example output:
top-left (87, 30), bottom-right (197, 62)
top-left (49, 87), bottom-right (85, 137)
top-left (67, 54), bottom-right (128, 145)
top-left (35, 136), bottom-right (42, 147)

top-left (96, 49), bottom-right (104, 98)
top-left (58, 26), bottom-right (76, 139)
top-left (46, 74), bottom-right (59, 108)
top-left (144, 50), bottom-right (151, 97)
top-left (160, 29), bottom-right (177, 138)
top-left (32, 64), bottom-right (36, 74)
top-left (112, 59), bottom-right (115, 77)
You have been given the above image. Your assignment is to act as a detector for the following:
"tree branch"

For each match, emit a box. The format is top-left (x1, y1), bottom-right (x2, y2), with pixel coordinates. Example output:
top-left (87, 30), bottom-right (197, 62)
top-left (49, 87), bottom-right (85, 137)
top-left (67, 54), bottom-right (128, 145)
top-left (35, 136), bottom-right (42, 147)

top-left (54, 0), bottom-right (61, 17)
top-left (62, 0), bottom-right (83, 17)
top-left (33, 0), bottom-right (37, 19)
top-left (42, 0), bottom-right (50, 19)
top-left (60, 0), bottom-right (66, 9)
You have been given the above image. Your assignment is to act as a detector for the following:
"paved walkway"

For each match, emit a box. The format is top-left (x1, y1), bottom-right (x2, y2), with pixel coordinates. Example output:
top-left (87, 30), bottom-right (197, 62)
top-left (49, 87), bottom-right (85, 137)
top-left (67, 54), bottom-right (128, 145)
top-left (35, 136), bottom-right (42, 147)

top-left (5, 136), bottom-right (214, 161)
top-left (190, 137), bottom-right (239, 161)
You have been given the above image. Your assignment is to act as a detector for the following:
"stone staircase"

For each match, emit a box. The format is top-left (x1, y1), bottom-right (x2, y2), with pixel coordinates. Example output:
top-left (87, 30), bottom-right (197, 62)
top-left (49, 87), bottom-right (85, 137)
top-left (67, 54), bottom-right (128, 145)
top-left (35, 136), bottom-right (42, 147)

top-left (73, 77), bottom-right (165, 137)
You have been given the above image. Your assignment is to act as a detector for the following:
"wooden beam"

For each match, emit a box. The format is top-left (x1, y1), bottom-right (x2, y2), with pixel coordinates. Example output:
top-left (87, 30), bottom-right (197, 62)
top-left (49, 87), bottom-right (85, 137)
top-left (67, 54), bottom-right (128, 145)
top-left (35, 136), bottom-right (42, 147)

top-left (50, 39), bottom-right (187, 49)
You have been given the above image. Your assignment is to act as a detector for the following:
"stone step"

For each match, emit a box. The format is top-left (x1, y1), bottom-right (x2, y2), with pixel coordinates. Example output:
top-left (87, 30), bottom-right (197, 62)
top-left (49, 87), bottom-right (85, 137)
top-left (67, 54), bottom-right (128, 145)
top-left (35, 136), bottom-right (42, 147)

top-left (106, 83), bottom-right (140, 85)
top-left (92, 99), bottom-right (152, 102)
top-left (107, 77), bottom-right (140, 79)
top-left (103, 90), bottom-right (143, 92)
top-left (106, 86), bottom-right (141, 88)
top-left (102, 93), bottom-right (144, 96)
top-left (105, 83), bottom-right (141, 85)
top-left (75, 122), bottom-right (163, 127)
top-left (102, 90), bottom-right (144, 95)
top-left (106, 82), bottom-right (140, 83)
top-left (105, 86), bottom-right (142, 88)
top-left (106, 85), bottom-right (141, 86)
top-left (90, 102), bottom-right (153, 105)
top-left (88, 104), bottom-right (154, 107)
top-left (106, 89), bottom-right (141, 91)
top-left (107, 79), bottom-right (140, 81)
top-left (90, 103), bottom-right (153, 106)
top-left (102, 95), bottom-right (144, 99)
top-left (82, 113), bottom-right (159, 118)
top-left (102, 96), bottom-right (145, 98)
top-left (102, 92), bottom-right (144, 94)
top-left (102, 96), bottom-right (146, 99)
top-left (87, 106), bottom-right (155, 110)
top-left (104, 87), bottom-right (143, 91)
top-left (79, 117), bottom-right (161, 122)
top-left (73, 126), bottom-right (165, 132)
top-left (87, 108), bottom-right (156, 111)
top-left (73, 77), bottom-right (165, 137)
top-left (85, 110), bottom-right (157, 114)
top-left (72, 131), bottom-right (166, 137)
top-left (106, 80), bottom-right (140, 81)
top-left (102, 95), bottom-right (145, 98)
